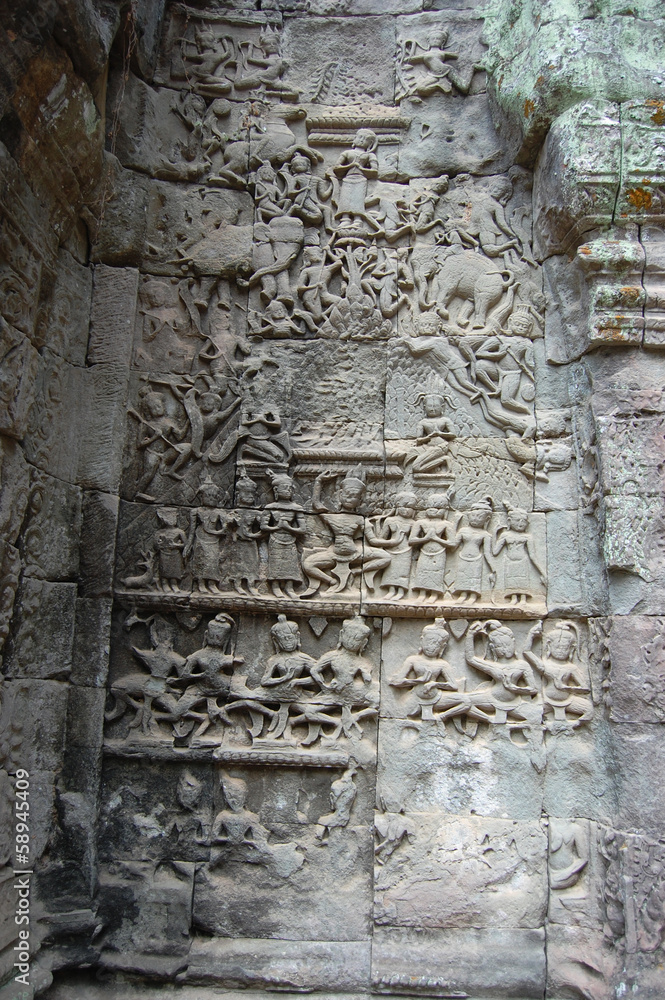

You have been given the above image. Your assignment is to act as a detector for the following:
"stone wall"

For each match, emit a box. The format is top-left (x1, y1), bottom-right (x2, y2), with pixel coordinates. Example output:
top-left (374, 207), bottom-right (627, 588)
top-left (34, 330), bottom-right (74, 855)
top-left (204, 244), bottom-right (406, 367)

top-left (1, 1), bottom-right (665, 998)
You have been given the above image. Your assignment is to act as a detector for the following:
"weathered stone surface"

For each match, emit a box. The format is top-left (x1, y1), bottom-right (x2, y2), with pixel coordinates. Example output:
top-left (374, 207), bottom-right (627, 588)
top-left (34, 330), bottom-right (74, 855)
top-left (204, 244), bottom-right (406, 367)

top-left (546, 924), bottom-right (617, 1000)
top-left (7, 41), bottom-right (104, 240)
top-left (374, 813), bottom-right (547, 929)
top-left (612, 724), bottom-right (665, 834)
top-left (483, 8), bottom-right (665, 161)
top-left (186, 938), bottom-right (370, 990)
top-left (0, 317), bottom-right (39, 438)
top-left (284, 17), bottom-right (397, 106)
top-left (4, 579), bottom-right (76, 679)
top-left (371, 925), bottom-right (546, 998)
top-left (36, 246), bottom-right (92, 364)
top-left (98, 758), bottom-right (213, 864)
top-left (75, 363), bottom-right (131, 493)
top-left (2, 678), bottom-right (68, 771)
top-left (4, 2), bottom-right (665, 995)
top-left (93, 157), bottom-right (254, 277)
top-left (96, 859), bottom-right (195, 972)
top-left (78, 491), bottom-right (119, 597)
top-left (643, 223), bottom-right (665, 348)
top-left (606, 615), bottom-right (665, 723)
top-left (51, 0), bottom-right (120, 88)
top-left (65, 685), bottom-right (106, 749)
top-left (377, 716), bottom-right (545, 820)
top-left (193, 823), bottom-right (373, 940)
top-left (533, 102), bottom-right (621, 258)
top-left (20, 470), bottom-right (82, 581)
top-left (88, 264), bottom-right (138, 366)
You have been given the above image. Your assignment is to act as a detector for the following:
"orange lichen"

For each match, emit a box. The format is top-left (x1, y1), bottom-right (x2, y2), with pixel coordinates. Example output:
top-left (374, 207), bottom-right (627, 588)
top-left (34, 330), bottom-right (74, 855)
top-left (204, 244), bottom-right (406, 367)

top-left (620, 287), bottom-right (642, 306)
top-left (646, 100), bottom-right (665, 126)
top-left (626, 187), bottom-right (653, 211)
top-left (524, 98), bottom-right (535, 118)
top-left (598, 318), bottom-right (631, 341)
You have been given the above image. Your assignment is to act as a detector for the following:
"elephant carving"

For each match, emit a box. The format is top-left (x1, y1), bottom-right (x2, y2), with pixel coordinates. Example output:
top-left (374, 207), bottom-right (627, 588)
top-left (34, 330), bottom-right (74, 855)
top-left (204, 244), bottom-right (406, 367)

top-left (412, 246), bottom-right (514, 329)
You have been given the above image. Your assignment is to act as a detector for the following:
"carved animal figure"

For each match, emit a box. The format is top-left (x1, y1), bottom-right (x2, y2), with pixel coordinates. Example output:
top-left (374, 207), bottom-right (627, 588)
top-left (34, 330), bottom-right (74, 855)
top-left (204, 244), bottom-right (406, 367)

top-left (412, 246), bottom-right (513, 328)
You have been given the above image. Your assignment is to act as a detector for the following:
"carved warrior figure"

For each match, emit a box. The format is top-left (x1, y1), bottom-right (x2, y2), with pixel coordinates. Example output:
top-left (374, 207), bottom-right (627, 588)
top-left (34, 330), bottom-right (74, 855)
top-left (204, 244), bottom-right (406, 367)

top-left (548, 819), bottom-right (589, 891)
top-left (366, 493), bottom-right (419, 601)
top-left (108, 613), bottom-right (240, 743)
top-left (132, 389), bottom-right (185, 501)
top-left (179, 24), bottom-right (298, 102)
top-left (107, 612), bottom-right (380, 750)
top-left (130, 373), bottom-right (242, 499)
top-left (450, 499), bottom-right (495, 603)
top-left (388, 618), bottom-right (546, 736)
top-left (492, 505), bottom-right (545, 604)
top-left (375, 793), bottom-right (416, 865)
top-left (403, 392), bottom-right (456, 477)
top-left (405, 311), bottom-right (537, 441)
top-left (169, 613), bottom-right (244, 740)
top-left (153, 509), bottom-right (188, 593)
top-left (137, 279), bottom-right (189, 363)
top-left (186, 478), bottom-right (227, 594)
top-left (464, 620), bottom-right (539, 725)
top-left (310, 616), bottom-right (377, 706)
top-left (210, 773), bottom-right (271, 854)
top-left (233, 27), bottom-right (298, 100)
top-left (226, 468), bottom-right (262, 595)
top-left (105, 615), bottom-right (186, 736)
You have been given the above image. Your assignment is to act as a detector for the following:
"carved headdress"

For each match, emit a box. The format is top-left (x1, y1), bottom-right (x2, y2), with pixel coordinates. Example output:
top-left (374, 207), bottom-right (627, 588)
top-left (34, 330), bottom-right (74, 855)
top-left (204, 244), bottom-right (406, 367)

top-left (395, 491), bottom-right (418, 508)
top-left (427, 489), bottom-right (455, 510)
top-left (270, 614), bottom-right (301, 650)
top-left (342, 466), bottom-right (366, 493)
top-left (352, 128), bottom-right (378, 152)
top-left (484, 620), bottom-right (516, 656)
top-left (338, 615), bottom-right (371, 653)
top-left (546, 620), bottom-right (581, 660)
top-left (421, 617), bottom-right (450, 647)
top-left (198, 474), bottom-right (222, 503)
top-left (236, 464), bottom-right (257, 503)
top-left (258, 25), bottom-right (281, 52)
top-left (267, 469), bottom-right (295, 493)
top-left (206, 612), bottom-right (234, 646)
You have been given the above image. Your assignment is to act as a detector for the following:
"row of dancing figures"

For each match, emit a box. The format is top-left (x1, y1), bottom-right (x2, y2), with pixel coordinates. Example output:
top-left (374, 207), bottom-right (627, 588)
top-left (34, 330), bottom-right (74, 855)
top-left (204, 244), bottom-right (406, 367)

top-left (250, 614), bottom-right (378, 746)
top-left (390, 618), bottom-right (592, 732)
top-left (108, 612), bottom-right (377, 746)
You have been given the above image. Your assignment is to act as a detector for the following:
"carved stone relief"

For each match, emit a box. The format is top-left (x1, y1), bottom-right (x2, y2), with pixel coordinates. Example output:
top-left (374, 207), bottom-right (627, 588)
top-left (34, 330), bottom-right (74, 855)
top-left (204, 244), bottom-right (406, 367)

top-left (4, 2), bottom-right (665, 996)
